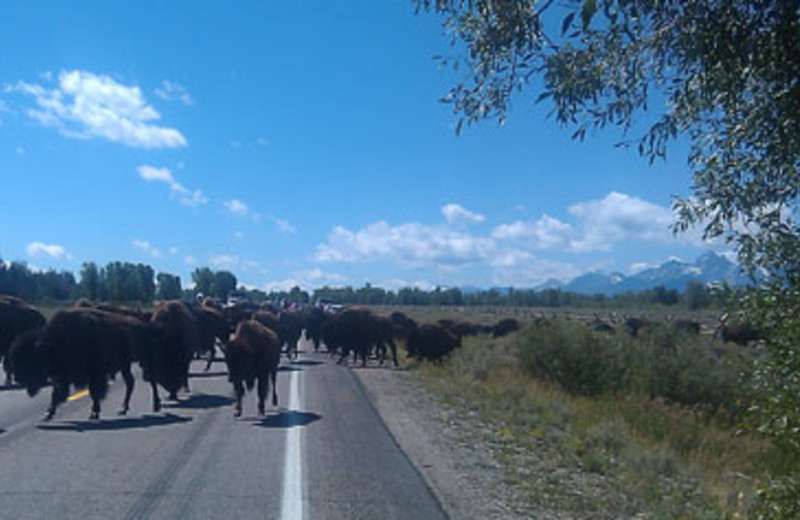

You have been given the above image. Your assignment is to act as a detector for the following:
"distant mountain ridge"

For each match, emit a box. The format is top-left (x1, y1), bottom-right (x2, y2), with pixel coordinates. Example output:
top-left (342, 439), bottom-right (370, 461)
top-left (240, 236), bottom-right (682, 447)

top-left (543, 251), bottom-right (749, 295)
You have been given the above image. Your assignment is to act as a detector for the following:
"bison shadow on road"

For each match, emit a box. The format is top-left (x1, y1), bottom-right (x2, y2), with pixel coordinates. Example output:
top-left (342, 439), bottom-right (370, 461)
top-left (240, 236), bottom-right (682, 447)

top-left (35, 413), bottom-right (192, 432)
top-left (163, 393), bottom-right (234, 409)
top-left (188, 370), bottom-right (228, 379)
top-left (251, 410), bottom-right (322, 429)
top-left (290, 360), bottom-right (324, 367)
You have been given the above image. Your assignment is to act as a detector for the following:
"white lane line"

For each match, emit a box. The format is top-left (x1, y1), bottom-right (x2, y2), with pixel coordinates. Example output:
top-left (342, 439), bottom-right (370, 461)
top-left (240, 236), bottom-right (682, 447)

top-left (280, 367), bottom-right (304, 520)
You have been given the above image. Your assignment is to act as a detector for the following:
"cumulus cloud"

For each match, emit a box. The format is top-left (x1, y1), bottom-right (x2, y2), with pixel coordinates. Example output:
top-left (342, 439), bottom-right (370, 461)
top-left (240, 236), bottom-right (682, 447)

top-left (132, 239), bottom-right (162, 258)
top-left (184, 255), bottom-right (196, 266)
top-left (315, 221), bottom-right (495, 267)
top-left (137, 165), bottom-right (207, 206)
top-left (567, 191), bottom-right (676, 251)
top-left (442, 203), bottom-right (485, 225)
top-left (223, 199), bottom-right (248, 216)
top-left (7, 70), bottom-right (187, 149)
top-left (154, 80), bottom-right (193, 105)
top-left (490, 250), bottom-right (581, 287)
top-left (262, 268), bottom-right (349, 292)
top-left (26, 241), bottom-right (71, 260)
top-left (492, 214), bottom-right (572, 250)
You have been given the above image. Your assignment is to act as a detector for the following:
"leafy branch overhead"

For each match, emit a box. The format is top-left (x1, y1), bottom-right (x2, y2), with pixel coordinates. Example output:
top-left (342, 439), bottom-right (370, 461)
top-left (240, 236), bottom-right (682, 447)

top-left (417, 0), bottom-right (800, 282)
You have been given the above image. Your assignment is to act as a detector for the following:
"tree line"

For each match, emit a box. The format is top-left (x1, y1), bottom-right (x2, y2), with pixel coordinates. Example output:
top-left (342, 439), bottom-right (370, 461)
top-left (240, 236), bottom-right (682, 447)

top-left (0, 258), bottom-right (239, 304)
top-left (0, 256), bottom-right (721, 309)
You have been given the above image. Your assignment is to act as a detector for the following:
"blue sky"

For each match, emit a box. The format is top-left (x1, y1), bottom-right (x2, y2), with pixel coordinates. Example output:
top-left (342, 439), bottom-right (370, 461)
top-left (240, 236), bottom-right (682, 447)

top-left (0, 1), bottom-right (722, 291)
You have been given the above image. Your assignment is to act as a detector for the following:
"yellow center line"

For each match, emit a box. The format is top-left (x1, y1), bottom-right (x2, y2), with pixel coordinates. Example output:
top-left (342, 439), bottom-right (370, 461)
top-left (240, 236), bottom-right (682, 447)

top-left (68, 389), bottom-right (89, 401)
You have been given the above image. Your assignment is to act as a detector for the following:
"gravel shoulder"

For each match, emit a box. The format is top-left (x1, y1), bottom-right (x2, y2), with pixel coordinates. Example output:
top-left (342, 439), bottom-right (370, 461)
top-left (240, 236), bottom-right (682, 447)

top-left (355, 366), bottom-right (552, 520)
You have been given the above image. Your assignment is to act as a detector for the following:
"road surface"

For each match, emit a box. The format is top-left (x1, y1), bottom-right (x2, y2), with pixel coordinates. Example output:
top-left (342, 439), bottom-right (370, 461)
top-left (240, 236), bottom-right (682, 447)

top-left (0, 342), bottom-right (448, 519)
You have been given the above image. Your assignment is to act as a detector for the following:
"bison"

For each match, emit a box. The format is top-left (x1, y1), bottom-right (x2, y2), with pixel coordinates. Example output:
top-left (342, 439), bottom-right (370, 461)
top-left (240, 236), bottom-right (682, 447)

top-left (0, 295), bottom-right (45, 384)
top-left (406, 324), bottom-right (460, 363)
top-left (224, 320), bottom-right (281, 417)
top-left (149, 300), bottom-right (201, 400)
top-left (8, 308), bottom-right (154, 420)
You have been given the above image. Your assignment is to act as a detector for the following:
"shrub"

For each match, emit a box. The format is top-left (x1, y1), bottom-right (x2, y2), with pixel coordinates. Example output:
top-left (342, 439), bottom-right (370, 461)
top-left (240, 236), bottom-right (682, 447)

top-left (516, 319), bottom-right (753, 415)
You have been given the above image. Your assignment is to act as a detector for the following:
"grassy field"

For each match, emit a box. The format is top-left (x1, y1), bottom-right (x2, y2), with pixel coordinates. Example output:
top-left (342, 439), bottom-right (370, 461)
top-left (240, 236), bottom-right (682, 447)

top-left (373, 305), bottom-right (775, 519)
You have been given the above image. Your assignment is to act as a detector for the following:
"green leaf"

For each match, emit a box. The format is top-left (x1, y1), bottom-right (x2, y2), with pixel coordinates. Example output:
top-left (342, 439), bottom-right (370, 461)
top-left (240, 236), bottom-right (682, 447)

top-left (580, 0), bottom-right (597, 31)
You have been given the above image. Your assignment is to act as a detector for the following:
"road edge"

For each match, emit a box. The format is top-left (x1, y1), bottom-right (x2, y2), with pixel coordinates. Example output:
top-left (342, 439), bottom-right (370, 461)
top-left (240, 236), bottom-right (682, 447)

top-left (350, 368), bottom-right (463, 520)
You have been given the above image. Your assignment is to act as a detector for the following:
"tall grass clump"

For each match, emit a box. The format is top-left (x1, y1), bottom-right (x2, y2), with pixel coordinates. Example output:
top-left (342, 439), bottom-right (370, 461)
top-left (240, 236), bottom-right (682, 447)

top-left (516, 319), bottom-right (753, 416)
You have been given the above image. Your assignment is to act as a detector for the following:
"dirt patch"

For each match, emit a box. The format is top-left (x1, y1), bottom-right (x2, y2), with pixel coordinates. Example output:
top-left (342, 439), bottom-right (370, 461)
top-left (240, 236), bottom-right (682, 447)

top-left (355, 366), bottom-right (556, 520)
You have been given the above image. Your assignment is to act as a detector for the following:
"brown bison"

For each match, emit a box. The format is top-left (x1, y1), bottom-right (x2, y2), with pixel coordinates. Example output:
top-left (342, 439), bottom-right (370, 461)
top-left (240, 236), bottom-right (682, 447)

top-left (224, 320), bottom-right (281, 417)
top-left (149, 300), bottom-right (200, 400)
top-left (406, 324), bottom-right (460, 363)
top-left (8, 308), bottom-right (154, 420)
top-left (0, 295), bottom-right (46, 384)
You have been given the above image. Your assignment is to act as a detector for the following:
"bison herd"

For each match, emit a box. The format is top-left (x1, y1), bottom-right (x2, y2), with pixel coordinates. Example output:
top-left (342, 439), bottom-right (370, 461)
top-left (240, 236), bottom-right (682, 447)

top-left (0, 294), bottom-right (762, 422)
top-left (0, 295), bottom-right (522, 421)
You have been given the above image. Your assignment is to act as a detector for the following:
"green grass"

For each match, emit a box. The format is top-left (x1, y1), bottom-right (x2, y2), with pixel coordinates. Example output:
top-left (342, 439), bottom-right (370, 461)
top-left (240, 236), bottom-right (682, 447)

top-left (403, 324), bottom-right (775, 519)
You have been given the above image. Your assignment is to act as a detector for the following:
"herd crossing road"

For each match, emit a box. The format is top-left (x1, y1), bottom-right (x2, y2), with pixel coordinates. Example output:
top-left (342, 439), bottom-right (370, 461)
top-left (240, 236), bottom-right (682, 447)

top-left (0, 340), bottom-right (448, 519)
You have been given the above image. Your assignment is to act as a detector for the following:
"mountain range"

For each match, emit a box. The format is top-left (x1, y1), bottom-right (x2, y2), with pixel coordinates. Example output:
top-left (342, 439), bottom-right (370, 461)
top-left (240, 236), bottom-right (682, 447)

top-left (534, 251), bottom-right (750, 295)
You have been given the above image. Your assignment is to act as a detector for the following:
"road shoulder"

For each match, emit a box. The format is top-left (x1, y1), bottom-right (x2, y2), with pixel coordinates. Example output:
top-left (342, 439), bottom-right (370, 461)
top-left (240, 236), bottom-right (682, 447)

top-left (354, 366), bottom-right (537, 520)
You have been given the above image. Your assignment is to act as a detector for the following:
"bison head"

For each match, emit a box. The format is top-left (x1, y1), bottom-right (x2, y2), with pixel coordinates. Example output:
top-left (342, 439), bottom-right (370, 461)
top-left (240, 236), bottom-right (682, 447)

top-left (8, 329), bottom-right (49, 396)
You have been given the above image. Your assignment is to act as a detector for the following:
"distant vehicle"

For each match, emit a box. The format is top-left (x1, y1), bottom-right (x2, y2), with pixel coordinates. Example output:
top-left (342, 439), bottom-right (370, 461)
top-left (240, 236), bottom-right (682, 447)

top-left (227, 290), bottom-right (248, 306)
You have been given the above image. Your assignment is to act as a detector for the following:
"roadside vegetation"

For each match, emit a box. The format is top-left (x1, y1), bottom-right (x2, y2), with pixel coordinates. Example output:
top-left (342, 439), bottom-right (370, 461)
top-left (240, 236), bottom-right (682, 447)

top-left (404, 315), bottom-right (779, 519)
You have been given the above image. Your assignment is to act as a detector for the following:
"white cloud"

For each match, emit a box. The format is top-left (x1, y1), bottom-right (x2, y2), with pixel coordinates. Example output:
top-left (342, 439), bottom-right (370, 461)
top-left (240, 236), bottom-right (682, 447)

top-left (169, 246), bottom-right (179, 255)
top-left (154, 80), bottom-right (193, 105)
top-left (270, 216), bottom-right (297, 234)
top-left (315, 221), bottom-right (495, 267)
top-left (379, 278), bottom-right (435, 291)
top-left (223, 199), bottom-right (248, 216)
top-left (490, 250), bottom-right (581, 287)
top-left (132, 239), bottom-right (162, 258)
top-left (26, 241), bottom-right (71, 260)
top-left (184, 255), bottom-right (196, 265)
top-left (262, 268), bottom-right (348, 292)
top-left (442, 203), bottom-right (485, 225)
top-left (629, 261), bottom-right (656, 274)
top-left (209, 254), bottom-right (237, 268)
top-left (256, 137), bottom-right (269, 148)
top-left (492, 214), bottom-right (572, 250)
top-left (8, 70), bottom-right (187, 149)
top-left (15, 146), bottom-right (25, 155)
top-left (567, 191), bottom-right (676, 251)
top-left (137, 164), bottom-right (207, 206)
top-left (233, 230), bottom-right (245, 239)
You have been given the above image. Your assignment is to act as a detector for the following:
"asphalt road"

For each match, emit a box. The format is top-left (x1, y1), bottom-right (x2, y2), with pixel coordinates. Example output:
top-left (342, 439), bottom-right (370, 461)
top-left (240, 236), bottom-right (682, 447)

top-left (0, 341), bottom-right (448, 519)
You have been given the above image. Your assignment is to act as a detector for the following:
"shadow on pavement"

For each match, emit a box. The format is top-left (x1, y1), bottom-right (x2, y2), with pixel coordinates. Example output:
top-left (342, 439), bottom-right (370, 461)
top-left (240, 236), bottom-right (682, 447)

top-left (188, 370), bottom-right (228, 378)
top-left (253, 410), bottom-right (322, 429)
top-left (290, 360), bottom-right (324, 366)
top-left (36, 413), bottom-right (192, 432)
top-left (278, 365), bottom-right (302, 372)
top-left (163, 393), bottom-right (234, 409)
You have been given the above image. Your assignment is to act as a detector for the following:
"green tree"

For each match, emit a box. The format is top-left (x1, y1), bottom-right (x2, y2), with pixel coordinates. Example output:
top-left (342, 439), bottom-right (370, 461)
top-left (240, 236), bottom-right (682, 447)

top-left (80, 262), bottom-right (100, 300)
top-left (192, 267), bottom-right (215, 297)
top-left (684, 280), bottom-right (710, 310)
top-left (211, 270), bottom-right (237, 300)
top-left (417, 1), bottom-right (800, 513)
top-left (156, 272), bottom-right (182, 301)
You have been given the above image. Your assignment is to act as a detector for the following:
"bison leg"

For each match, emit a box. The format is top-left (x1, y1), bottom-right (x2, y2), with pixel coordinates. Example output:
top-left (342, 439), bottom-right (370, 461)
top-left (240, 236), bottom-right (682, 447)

top-left (45, 383), bottom-right (70, 421)
top-left (150, 381), bottom-right (161, 412)
top-left (271, 369), bottom-right (278, 406)
top-left (256, 375), bottom-right (267, 416)
top-left (88, 379), bottom-right (107, 420)
top-left (118, 368), bottom-right (135, 416)
top-left (204, 347), bottom-right (215, 372)
top-left (388, 340), bottom-right (398, 367)
top-left (233, 380), bottom-right (244, 417)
